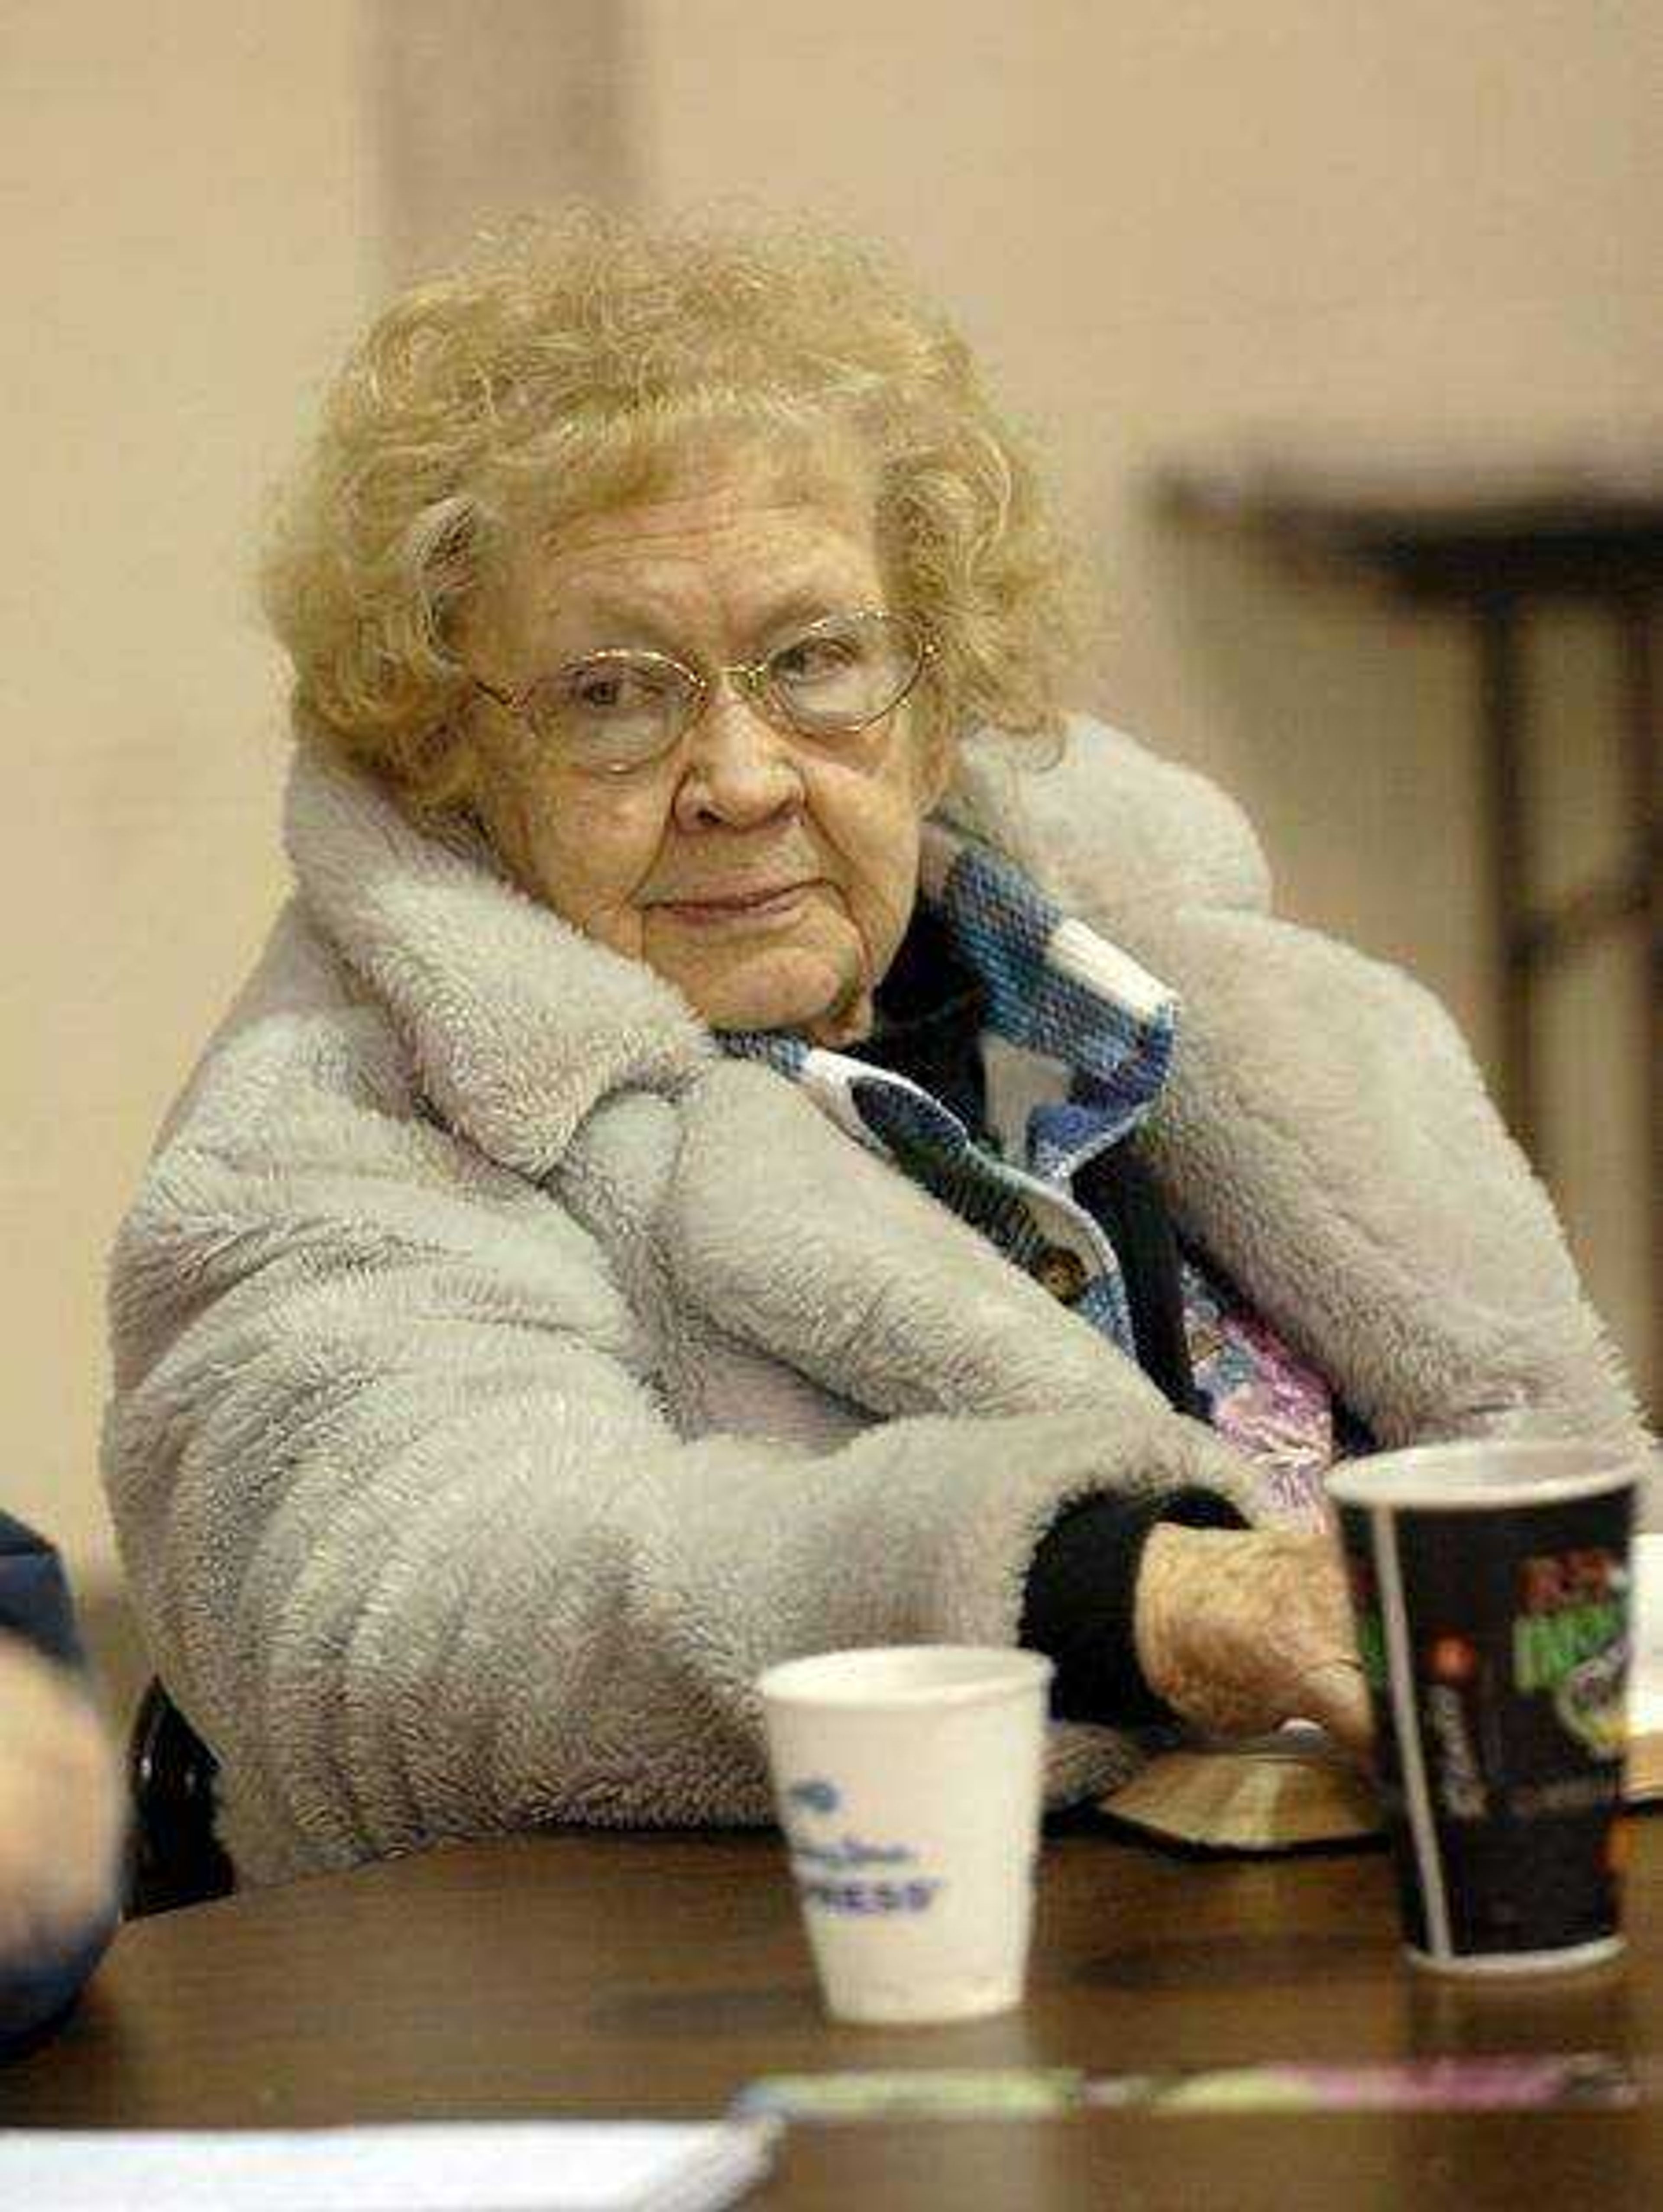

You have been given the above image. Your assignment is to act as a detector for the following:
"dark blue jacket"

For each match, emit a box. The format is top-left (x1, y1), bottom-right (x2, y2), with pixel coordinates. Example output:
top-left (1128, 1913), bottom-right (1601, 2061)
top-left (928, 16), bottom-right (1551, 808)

top-left (0, 1512), bottom-right (120, 2057)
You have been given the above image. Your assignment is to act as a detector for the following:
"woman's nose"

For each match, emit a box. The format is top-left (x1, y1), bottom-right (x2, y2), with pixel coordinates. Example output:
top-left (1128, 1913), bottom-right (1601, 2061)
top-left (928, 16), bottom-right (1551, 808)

top-left (671, 681), bottom-right (804, 831)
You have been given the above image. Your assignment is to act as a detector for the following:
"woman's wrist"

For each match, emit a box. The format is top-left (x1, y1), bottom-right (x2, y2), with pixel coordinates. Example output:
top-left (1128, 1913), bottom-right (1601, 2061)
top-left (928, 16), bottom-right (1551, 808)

top-left (1134, 1524), bottom-right (1270, 1735)
top-left (1021, 1487), bottom-right (1248, 1728)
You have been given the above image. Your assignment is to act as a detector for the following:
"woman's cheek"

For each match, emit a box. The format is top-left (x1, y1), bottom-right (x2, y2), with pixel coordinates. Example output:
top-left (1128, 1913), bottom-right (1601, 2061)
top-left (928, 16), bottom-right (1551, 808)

top-left (526, 791), bottom-right (660, 955)
top-left (847, 811), bottom-right (925, 965)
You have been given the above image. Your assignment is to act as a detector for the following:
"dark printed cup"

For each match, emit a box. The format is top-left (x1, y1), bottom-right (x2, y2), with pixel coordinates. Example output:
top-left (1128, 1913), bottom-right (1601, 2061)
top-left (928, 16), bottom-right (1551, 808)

top-left (1328, 1440), bottom-right (1637, 1976)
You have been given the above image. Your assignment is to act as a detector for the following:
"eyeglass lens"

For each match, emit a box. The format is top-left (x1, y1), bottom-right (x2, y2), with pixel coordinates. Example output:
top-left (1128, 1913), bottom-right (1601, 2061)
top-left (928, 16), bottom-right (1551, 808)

top-left (524, 611), bottom-right (923, 770)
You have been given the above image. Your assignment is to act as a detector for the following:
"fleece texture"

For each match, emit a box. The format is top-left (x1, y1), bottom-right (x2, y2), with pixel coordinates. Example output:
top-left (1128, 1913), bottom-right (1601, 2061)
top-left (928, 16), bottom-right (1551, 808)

top-left (102, 714), bottom-right (1652, 1886)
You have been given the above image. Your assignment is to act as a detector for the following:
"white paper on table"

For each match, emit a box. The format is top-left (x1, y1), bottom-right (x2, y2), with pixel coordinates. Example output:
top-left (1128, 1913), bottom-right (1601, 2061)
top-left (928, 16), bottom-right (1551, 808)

top-left (0, 2119), bottom-right (777, 2212)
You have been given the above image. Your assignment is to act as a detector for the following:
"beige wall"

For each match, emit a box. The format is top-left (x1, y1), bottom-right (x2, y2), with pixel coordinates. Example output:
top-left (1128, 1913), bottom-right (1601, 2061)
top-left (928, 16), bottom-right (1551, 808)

top-left (3, 6), bottom-right (375, 1592)
top-left (364, 0), bottom-right (637, 281)
top-left (6, 3), bottom-right (1656, 1626)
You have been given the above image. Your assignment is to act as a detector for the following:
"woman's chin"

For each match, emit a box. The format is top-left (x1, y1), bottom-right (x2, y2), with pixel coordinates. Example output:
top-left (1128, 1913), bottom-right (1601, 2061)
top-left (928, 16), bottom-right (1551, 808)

top-left (679, 942), bottom-right (867, 1040)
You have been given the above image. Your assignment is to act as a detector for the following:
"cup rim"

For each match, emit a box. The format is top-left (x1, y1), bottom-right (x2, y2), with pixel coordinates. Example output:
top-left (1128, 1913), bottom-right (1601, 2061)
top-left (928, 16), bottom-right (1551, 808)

top-left (1327, 1437), bottom-right (1640, 1512)
top-left (757, 1644), bottom-right (1054, 1711)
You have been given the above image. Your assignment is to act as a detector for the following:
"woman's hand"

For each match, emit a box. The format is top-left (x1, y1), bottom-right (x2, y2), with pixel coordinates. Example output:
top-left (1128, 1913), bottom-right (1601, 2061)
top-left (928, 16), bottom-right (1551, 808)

top-left (1133, 1523), bottom-right (1372, 1757)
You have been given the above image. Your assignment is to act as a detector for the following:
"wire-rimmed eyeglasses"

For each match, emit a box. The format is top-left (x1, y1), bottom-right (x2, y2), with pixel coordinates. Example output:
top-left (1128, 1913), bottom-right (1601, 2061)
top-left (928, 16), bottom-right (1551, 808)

top-left (470, 607), bottom-right (934, 776)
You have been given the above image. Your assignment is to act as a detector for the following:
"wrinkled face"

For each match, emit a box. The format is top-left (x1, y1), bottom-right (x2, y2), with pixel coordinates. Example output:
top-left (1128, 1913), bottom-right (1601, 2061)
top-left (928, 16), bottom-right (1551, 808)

top-left (463, 444), bottom-right (949, 1044)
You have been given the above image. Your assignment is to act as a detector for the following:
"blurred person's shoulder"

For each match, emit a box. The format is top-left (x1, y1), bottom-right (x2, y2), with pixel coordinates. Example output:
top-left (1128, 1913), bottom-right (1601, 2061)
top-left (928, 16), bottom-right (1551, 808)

top-left (0, 1520), bottom-right (123, 2057)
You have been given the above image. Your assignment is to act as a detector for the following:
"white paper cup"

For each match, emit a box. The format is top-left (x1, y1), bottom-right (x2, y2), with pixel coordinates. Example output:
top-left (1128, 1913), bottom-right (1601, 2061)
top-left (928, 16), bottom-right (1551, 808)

top-left (757, 1645), bottom-right (1053, 2025)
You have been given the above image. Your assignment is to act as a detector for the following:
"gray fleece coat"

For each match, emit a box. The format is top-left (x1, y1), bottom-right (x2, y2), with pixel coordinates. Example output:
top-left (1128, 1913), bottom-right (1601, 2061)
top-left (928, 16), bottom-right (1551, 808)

top-left (102, 716), bottom-right (1650, 1886)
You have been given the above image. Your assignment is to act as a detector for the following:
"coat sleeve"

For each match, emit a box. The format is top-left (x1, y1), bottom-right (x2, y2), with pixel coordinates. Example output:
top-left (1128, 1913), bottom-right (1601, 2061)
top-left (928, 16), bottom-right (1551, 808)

top-left (103, 1016), bottom-right (1264, 1885)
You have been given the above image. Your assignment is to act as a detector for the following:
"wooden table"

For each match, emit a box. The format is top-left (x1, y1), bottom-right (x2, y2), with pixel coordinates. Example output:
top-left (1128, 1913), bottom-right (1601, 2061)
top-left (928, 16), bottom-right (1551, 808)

top-left (5, 1813), bottom-right (1662, 2207)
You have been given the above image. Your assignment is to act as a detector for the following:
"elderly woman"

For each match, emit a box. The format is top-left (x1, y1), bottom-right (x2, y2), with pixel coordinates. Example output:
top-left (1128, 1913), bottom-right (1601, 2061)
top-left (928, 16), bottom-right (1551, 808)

top-left (105, 210), bottom-right (1647, 1888)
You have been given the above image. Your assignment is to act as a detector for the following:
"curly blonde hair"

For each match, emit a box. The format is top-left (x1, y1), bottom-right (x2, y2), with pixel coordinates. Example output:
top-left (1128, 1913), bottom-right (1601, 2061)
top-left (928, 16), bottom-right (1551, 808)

top-left (260, 205), bottom-right (1093, 821)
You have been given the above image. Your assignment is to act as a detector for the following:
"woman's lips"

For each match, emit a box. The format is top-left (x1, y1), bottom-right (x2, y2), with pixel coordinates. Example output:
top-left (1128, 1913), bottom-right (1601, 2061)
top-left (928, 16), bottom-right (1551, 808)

top-left (653, 883), bottom-right (817, 927)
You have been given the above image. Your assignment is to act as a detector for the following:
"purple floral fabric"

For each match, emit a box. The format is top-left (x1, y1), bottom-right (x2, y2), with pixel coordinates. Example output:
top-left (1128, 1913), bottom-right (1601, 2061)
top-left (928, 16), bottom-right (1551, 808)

top-left (1179, 1259), bottom-right (1339, 1524)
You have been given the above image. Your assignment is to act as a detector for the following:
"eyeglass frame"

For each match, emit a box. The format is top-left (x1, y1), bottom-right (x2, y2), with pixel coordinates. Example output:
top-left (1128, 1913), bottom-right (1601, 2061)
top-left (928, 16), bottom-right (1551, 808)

top-left (468, 604), bottom-right (936, 776)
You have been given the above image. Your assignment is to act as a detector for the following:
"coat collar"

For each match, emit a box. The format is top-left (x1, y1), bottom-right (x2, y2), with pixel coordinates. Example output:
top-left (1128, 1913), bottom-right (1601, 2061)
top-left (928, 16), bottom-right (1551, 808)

top-left (283, 714), bottom-right (1246, 1183)
top-left (283, 744), bottom-right (714, 1181)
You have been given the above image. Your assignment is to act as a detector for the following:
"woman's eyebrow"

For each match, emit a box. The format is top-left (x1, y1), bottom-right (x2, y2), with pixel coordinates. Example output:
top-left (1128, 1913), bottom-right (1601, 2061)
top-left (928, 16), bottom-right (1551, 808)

top-left (753, 585), bottom-right (850, 636)
top-left (538, 590), bottom-right (680, 650)
top-left (540, 581), bottom-right (860, 653)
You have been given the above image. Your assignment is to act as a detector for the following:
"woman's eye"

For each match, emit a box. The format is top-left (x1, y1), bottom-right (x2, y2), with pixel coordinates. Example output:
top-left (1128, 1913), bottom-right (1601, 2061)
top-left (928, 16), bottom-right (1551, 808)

top-left (775, 636), bottom-right (858, 682)
top-left (570, 666), bottom-right (659, 715)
